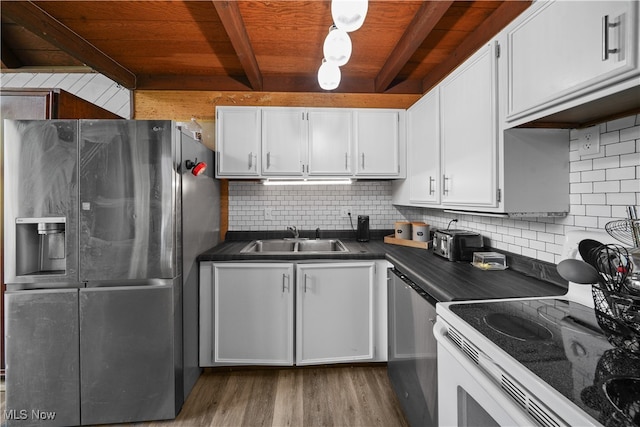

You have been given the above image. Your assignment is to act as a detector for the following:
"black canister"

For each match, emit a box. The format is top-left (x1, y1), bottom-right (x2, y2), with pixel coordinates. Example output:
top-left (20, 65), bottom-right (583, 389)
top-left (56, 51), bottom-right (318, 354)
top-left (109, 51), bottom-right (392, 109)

top-left (357, 215), bottom-right (370, 242)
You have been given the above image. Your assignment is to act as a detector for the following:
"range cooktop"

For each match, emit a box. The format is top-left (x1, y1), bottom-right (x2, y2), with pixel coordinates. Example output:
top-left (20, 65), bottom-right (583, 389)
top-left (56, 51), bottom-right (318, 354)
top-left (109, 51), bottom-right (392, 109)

top-left (450, 298), bottom-right (640, 426)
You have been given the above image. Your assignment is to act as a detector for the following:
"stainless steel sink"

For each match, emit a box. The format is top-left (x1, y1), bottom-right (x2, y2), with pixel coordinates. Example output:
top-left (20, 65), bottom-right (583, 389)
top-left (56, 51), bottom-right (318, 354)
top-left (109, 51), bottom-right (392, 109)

top-left (297, 239), bottom-right (347, 252)
top-left (240, 239), bottom-right (348, 254)
top-left (246, 240), bottom-right (296, 253)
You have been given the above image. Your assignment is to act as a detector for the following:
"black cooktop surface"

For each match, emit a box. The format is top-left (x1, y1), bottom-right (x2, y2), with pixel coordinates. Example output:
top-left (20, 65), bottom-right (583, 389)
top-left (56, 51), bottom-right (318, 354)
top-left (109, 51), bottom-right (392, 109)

top-left (451, 299), bottom-right (640, 426)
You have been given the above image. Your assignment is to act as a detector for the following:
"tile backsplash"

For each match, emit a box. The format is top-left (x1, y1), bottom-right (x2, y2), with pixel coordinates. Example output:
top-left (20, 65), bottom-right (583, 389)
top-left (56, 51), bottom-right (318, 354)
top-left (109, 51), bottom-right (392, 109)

top-left (228, 180), bottom-right (398, 231)
top-left (228, 114), bottom-right (639, 264)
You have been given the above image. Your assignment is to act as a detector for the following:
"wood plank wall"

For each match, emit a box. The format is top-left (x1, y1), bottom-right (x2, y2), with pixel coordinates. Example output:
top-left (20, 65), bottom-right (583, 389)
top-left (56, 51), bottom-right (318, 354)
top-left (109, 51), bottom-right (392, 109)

top-left (134, 90), bottom-right (420, 238)
top-left (134, 91), bottom-right (420, 120)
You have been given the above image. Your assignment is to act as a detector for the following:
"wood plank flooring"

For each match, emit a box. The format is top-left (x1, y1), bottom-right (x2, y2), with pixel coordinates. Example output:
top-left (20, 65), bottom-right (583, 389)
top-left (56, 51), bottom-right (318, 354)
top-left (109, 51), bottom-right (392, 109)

top-left (139, 365), bottom-right (409, 427)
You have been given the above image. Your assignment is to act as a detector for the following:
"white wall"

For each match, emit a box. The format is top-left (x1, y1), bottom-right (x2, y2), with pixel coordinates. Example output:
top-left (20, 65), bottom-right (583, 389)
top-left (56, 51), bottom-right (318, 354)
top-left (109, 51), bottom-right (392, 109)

top-left (228, 113), bottom-right (640, 264)
top-left (0, 72), bottom-right (131, 119)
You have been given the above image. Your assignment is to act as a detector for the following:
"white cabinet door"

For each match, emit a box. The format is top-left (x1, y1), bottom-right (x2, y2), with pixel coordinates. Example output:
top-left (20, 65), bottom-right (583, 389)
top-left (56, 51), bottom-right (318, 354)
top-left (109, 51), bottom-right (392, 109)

top-left (506, 0), bottom-right (639, 122)
top-left (216, 107), bottom-right (261, 177)
top-left (408, 88), bottom-right (440, 205)
top-left (440, 43), bottom-right (497, 207)
top-left (213, 263), bottom-right (294, 366)
top-left (354, 109), bottom-right (400, 177)
top-left (308, 109), bottom-right (353, 176)
top-left (262, 108), bottom-right (306, 176)
top-left (296, 262), bottom-right (375, 365)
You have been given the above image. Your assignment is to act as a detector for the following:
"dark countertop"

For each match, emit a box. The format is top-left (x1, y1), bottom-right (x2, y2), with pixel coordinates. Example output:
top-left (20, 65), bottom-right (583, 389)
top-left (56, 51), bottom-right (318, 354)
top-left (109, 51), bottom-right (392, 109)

top-left (198, 231), bottom-right (568, 303)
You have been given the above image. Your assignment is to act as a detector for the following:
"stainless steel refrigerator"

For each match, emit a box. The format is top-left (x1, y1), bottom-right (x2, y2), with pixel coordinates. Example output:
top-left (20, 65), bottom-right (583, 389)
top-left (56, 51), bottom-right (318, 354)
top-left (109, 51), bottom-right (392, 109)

top-left (3, 119), bottom-right (219, 426)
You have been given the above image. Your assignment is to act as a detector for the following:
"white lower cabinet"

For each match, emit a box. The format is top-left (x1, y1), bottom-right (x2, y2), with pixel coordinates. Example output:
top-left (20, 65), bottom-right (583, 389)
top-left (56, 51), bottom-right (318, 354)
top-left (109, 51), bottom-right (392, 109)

top-left (296, 262), bottom-right (374, 365)
top-left (199, 260), bottom-right (386, 367)
top-left (209, 263), bottom-right (294, 365)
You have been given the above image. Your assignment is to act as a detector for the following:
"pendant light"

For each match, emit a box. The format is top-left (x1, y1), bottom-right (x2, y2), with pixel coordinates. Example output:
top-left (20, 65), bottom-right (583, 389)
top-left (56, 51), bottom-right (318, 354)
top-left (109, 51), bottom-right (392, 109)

top-left (323, 25), bottom-right (352, 66)
top-left (331, 0), bottom-right (368, 32)
top-left (317, 59), bottom-right (341, 90)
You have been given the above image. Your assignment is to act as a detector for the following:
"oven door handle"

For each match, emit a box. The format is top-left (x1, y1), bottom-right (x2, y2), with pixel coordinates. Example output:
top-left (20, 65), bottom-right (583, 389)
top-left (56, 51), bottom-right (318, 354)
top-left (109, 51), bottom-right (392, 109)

top-left (433, 320), bottom-right (554, 427)
top-left (434, 321), bottom-right (506, 383)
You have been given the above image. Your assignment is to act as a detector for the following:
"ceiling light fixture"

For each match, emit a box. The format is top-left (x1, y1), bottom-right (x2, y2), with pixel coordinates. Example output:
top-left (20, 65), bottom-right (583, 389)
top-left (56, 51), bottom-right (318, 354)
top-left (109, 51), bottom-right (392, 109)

top-left (317, 0), bottom-right (368, 91)
top-left (317, 59), bottom-right (341, 90)
top-left (323, 25), bottom-right (352, 66)
top-left (331, 0), bottom-right (368, 32)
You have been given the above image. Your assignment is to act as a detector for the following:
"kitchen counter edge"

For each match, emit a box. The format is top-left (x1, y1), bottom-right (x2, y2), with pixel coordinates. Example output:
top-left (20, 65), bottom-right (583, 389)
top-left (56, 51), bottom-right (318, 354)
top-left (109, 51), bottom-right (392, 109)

top-left (198, 239), bottom-right (567, 303)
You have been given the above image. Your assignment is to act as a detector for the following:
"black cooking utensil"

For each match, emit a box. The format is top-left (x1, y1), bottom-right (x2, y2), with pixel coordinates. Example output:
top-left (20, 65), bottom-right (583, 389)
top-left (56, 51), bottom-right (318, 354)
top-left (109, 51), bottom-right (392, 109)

top-left (578, 238), bottom-right (603, 268)
top-left (557, 259), bottom-right (601, 284)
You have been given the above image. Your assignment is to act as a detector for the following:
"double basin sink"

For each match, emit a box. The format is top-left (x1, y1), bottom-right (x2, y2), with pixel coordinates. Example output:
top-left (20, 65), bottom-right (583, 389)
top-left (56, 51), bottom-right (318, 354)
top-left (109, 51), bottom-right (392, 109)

top-left (240, 238), bottom-right (348, 254)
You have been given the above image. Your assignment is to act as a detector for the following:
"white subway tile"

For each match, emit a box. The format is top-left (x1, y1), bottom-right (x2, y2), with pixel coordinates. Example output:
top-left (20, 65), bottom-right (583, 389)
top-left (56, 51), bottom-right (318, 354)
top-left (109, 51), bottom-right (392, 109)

top-left (581, 169), bottom-right (606, 182)
top-left (593, 180), bottom-right (620, 193)
top-left (593, 156), bottom-right (620, 170)
top-left (606, 140), bottom-right (636, 156)
top-left (620, 153), bottom-right (640, 168)
top-left (585, 205), bottom-right (611, 217)
top-left (608, 116), bottom-right (637, 132)
top-left (574, 216), bottom-right (599, 227)
top-left (607, 192), bottom-right (637, 205)
top-left (581, 193), bottom-right (607, 204)
top-left (600, 130), bottom-right (620, 145)
top-left (606, 167), bottom-right (636, 181)
top-left (620, 179), bottom-right (640, 193)
top-left (570, 182), bottom-right (593, 193)
top-left (570, 159), bottom-right (593, 172)
top-left (620, 125), bottom-right (640, 142)
top-left (569, 205), bottom-right (586, 215)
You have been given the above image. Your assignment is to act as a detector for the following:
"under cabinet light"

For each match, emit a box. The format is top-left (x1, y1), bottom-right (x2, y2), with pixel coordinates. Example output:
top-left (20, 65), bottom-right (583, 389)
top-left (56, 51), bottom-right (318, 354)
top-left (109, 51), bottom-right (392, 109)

top-left (262, 179), bottom-right (353, 186)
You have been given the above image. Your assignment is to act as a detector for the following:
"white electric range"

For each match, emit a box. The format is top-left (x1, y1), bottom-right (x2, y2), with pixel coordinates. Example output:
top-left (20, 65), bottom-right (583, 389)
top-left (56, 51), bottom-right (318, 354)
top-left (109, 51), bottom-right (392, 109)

top-left (434, 230), bottom-right (640, 427)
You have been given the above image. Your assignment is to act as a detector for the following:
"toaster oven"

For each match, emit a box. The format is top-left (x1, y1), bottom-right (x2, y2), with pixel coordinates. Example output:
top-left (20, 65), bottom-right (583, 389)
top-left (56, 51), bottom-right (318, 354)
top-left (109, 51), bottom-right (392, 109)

top-left (433, 229), bottom-right (484, 261)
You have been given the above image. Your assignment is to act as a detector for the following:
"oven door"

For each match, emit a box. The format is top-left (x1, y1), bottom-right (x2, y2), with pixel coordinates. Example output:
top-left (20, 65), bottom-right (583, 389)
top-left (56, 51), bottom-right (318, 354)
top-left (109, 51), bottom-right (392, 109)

top-left (434, 319), bottom-right (536, 427)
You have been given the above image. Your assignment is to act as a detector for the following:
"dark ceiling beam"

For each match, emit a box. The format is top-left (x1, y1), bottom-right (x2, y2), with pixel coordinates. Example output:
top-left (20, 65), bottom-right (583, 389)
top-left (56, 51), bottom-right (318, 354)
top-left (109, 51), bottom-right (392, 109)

top-left (375, 0), bottom-right (454, 93)
top-left (213, 1), bottom-right (263, 91)
top-left (421, 0), bottom-right (531, 93)
top-left (136, 74), bottom-right (253, 91)
top-left (1, 1), bottom-right (136, 89)
top-left (0, 39), bottom-right (23, 69)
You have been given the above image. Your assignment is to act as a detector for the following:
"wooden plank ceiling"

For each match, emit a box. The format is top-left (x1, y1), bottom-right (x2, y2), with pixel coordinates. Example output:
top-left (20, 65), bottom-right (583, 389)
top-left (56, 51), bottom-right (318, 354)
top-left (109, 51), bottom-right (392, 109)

top-left (1, 0), bottom-right (531, 94)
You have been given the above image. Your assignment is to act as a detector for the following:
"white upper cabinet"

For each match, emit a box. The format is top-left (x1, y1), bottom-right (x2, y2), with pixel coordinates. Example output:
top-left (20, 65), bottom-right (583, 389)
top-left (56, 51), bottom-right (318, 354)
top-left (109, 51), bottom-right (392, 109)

top-left (216, 106), bottom-right (402, 179)
top-left (407, 88), bottom-right (440, 205)
top-left (262, 108), bottom-right (307, 176)
top-left (215, 107), bottom-right (261, 177)
top-left (307, 109), bottom-right (353, 176)
top-left (440, 42), bottom-right (497, 208)
top-left (354, 109), bottom-right (402, 177)
top-left (504, 0), bottom-right (639, 125)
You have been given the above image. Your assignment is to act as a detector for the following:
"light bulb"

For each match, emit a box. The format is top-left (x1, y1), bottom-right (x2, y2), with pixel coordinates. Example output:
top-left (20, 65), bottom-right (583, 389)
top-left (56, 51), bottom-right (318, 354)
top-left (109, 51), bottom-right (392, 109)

top-left (323, 26), bottom-right (352, 66)
top-left (317, 60), bottom-right (341, 90)
top-left (331, 0), bottom-right (368, 32)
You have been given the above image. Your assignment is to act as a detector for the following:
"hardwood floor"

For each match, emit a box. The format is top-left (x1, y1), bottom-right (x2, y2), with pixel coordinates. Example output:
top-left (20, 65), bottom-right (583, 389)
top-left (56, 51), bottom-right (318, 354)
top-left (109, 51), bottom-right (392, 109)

top-left (140, 365), bottom-right (409, 427)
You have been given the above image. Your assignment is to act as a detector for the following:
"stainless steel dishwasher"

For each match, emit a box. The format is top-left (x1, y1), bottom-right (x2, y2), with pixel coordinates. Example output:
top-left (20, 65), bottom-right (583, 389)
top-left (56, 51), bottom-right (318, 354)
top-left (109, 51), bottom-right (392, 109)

top-left (387, 268), bottom-right (438, 427)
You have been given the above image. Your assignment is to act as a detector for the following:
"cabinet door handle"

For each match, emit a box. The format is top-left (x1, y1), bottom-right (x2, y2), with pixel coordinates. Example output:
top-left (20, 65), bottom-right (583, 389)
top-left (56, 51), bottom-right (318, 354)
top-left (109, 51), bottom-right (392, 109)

top-left (602, 15), bottom-right (620, 61)
top-left (443, 174), bottom-right (450, 195)
top-left (345, 152), bottom-right (348, 170)
top-left (304, 274), bottom-right (309, 293)
top-left (429, 176), bottom-right (435, 195)
top-left (282, 273), bottom-right (290, 293)
top-left (248, 152), bottom-right (253, 170)
top-left (361, 153), bottom-right (365, 170)
top-left (267, 152), bottom-right (271, 169)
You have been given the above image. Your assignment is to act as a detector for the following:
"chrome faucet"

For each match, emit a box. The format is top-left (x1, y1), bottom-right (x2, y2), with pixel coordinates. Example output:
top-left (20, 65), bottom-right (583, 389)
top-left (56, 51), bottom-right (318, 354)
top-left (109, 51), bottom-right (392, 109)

top-left (287, 225), bottom-right (299, 239)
